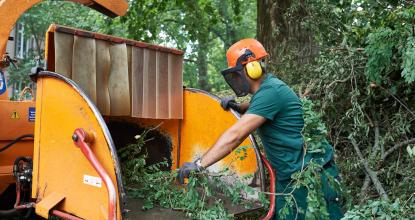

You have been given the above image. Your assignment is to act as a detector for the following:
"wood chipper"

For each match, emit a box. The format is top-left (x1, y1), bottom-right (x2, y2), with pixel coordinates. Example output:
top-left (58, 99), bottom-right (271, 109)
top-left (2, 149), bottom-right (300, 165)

top-left (0, 1), bottom-right (275, 219)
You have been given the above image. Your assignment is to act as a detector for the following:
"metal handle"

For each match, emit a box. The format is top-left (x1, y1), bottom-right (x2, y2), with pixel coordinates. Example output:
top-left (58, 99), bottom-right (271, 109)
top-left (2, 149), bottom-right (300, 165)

top-left (72, 128), bottom-right (117, 220)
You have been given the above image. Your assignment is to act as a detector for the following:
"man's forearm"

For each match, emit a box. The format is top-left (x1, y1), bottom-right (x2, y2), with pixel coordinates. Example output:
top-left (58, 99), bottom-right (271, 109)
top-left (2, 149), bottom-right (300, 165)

top-left (198, 114), bottom-right (266, 169)
top-left (200, 128), bottom-right (243, 168)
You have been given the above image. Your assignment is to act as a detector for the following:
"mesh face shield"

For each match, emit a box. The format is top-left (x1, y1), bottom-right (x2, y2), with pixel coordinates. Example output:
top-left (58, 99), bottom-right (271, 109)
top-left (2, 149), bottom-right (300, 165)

top-left (221, 67), bottom-right (251, 97)
top-left (221, 50), bottom-right (254, 97)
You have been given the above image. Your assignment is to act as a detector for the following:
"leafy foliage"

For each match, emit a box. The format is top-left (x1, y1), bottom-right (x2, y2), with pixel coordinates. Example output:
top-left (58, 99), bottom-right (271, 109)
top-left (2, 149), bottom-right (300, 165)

top-left (364, 28), bottom-right (397, 84)
top-left (407, 145), bottom-right (415, 158)
top-left (401, 36), bottom-right (415, 83)
top-left (7, 0), bottom-right (113, 97)
top-left (343, 198), bottom-right (415, 220)
top-left (6, 56), bottom-right (42, 100)
top-left (302, 98), bottom-right (329, 154)
top-left (121, 0), bottom-right (256, 92)
top-left (263, 0), bottom-right (415, 218)
top-left (18, 1), bottom-right (107, 58)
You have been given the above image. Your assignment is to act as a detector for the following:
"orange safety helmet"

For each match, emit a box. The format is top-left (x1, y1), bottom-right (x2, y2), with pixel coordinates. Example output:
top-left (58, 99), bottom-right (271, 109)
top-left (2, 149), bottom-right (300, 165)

top-left (221, 39), bottom-right (268, 97)
top-left (225, 38), bottom-right (268, 68)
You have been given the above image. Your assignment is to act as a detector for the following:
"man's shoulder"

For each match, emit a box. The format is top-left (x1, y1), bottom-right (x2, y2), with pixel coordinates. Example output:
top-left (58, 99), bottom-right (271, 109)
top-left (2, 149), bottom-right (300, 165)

top-left (258, 74), bottom-right (293, 96)
top-left (261, 74), bottom-right (287, 88)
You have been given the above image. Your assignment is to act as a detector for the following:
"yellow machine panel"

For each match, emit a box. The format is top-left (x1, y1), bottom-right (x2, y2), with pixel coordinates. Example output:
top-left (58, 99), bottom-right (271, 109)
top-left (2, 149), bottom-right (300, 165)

top-left (0, 101), bottom-right (35, 194)
top-left (180, 89), bottom-right (259, 176)
top-left (0, 101), bottom-right (35, 140)
top-left (32, 72), bottom-right (124, 219)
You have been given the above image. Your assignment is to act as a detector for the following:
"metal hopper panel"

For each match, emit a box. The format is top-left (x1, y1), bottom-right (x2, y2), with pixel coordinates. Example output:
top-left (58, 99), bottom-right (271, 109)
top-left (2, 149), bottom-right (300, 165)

top-left (46, 24), bottom-right (183, 119)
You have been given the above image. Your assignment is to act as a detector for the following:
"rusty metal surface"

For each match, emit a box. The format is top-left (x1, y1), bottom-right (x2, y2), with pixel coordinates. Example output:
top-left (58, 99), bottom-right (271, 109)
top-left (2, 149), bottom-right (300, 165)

top-left (52, 25), bottom-right (184, 55)
top-left (47, 25), bottom-right (184, 119)
top-left (130, 48), bottom-right (184, 119)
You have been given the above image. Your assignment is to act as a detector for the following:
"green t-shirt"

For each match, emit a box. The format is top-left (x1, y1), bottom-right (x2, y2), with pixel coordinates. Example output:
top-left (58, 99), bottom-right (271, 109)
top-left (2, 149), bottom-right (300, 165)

top-left (246, 74), bottom-right (333, 181)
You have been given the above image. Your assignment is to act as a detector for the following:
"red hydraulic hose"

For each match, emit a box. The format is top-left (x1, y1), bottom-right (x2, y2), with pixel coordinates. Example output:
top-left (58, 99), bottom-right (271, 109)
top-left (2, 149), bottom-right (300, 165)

top-left (72, 128), bottom-right (117, 220)
top-left (261, 153), bottom-right (276, 220)
top-left (14, 202), bottom-right (35, 209)
top-left (51, 210), bottom-right (83, 220)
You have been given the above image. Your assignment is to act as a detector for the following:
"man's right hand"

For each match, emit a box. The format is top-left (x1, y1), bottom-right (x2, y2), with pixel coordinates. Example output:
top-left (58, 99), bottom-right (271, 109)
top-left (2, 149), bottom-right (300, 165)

top-left (220, 96), bottom-right (240, 112)
top-left (177, 161), bottom-right (203, 184)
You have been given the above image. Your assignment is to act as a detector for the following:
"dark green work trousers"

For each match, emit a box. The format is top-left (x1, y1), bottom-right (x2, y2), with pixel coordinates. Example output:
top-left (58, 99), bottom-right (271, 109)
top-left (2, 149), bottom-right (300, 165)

top-left (274, 161), bottom-right (344, 220)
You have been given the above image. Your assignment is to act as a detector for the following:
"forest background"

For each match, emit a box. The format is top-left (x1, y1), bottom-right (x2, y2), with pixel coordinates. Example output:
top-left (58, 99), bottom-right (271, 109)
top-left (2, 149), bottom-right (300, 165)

top-left (8, 0), bottom-right (415, 218)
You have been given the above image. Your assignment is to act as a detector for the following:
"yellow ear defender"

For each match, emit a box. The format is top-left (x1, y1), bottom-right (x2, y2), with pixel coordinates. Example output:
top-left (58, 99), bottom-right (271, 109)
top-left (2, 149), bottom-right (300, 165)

top-left (245, 61), bottom-right (263, 79)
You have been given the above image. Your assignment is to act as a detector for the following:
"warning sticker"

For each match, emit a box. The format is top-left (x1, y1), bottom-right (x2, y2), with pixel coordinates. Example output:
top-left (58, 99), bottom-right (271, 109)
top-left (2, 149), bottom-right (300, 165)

top-left (83, 175), bottom-right (102, 188)
top-left (0, 73), bottom-right (6, 95)
top-left (11, 110), bottom-right (20, 119)
top-left (28, 107), bottom-right (35, 122)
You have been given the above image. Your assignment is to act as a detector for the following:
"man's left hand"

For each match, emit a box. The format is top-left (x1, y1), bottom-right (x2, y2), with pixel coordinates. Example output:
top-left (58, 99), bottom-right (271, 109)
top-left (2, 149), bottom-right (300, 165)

top-left (220, 96), bottom-right (241, 113)
top-left (177, 162), bottom-right (203, 184)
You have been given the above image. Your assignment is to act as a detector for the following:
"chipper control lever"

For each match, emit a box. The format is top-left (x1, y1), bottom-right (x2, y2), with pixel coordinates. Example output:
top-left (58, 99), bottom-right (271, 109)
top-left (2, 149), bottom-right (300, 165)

top-left (72, 128), bottom-right (117, 220)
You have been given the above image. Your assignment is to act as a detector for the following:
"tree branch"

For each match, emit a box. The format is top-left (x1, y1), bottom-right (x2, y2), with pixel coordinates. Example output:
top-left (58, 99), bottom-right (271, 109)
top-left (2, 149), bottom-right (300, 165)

top-left (380, 85), bottom-right (415, 118)
top-left (325, 75), bottom-right (351, 90)
top-left (350, 138), bottom-right (389, 200)
top-left (359, 175), bottom-right (371, 202)
top-left (300, 80), bottom-right (316, 98)
top-left (370, 121), bottom-right (380, 158)
top-left (381, 138), bottom-right (415, 161)
top-left (209, 27), bottom-right (227, 44)
top-left (360, 122), bottom-right (380, 202)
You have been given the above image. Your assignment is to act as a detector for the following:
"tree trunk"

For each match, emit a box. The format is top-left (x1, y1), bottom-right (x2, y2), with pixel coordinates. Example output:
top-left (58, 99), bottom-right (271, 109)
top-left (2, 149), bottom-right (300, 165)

top-left (257, 0), bottom-right (315, 66)
top-left (197, 37), bottom-right (211, 91)
top-left (257, 0), bottom-right (290, 57)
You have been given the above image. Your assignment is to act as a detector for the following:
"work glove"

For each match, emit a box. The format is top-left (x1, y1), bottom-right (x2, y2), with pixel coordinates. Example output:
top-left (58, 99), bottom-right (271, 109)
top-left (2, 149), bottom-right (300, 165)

top-left (177, 160), bottom-right (203, 184)
top-left (220, 96), bottom-right (241, 113)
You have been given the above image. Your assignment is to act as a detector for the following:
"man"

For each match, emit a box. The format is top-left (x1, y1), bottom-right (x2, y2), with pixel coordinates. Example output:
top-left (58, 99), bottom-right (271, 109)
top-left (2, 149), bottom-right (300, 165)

top-left (178, 39), bottom-right (343, 219)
